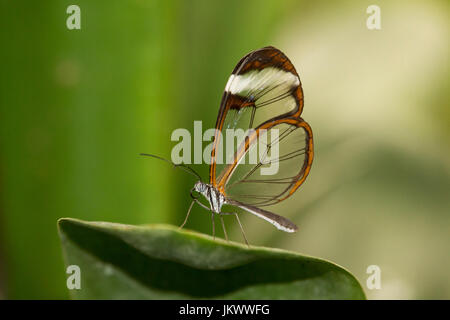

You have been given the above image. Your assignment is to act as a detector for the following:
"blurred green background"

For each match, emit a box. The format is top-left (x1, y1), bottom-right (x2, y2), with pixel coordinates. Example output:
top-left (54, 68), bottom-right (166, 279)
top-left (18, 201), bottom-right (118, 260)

top-left (0, 0), bottom-right (449, 299)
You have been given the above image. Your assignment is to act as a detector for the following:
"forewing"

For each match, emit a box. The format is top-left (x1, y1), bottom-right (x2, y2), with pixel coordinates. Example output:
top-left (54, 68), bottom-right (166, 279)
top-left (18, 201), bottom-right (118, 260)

top-left (210, 47), bottom-right (304, 185)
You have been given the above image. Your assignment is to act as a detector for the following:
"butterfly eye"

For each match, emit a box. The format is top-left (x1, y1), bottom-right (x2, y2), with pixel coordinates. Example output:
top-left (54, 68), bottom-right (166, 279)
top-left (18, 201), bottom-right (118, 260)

top-left (194, 181), bottom-right (205, 193)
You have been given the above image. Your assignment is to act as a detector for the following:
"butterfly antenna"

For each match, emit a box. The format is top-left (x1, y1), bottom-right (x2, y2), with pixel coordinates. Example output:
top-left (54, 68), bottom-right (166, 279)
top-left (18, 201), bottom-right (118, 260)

top-left (140, 153), bottom-right (202, 181)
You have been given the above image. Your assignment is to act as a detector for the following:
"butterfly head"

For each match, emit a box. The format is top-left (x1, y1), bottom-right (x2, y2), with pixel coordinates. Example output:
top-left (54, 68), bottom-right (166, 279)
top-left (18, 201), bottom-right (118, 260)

top-left (194, 181), bottom-right (207, 193)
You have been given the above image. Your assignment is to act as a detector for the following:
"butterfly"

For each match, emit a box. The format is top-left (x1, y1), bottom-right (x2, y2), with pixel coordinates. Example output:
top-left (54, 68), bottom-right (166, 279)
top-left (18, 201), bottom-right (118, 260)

top-left (142, 46), bottom-right (313, 245)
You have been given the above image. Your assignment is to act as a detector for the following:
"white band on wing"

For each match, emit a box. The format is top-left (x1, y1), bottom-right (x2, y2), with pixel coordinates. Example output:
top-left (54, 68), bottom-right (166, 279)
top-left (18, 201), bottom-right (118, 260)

top-left (225, 67), bottom-right (299, 97)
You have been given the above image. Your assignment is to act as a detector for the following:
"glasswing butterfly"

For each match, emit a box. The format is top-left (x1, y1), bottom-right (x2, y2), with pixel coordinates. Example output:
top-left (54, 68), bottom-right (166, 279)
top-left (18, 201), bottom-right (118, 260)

top-left (142, 46), bottom-right (313, 245)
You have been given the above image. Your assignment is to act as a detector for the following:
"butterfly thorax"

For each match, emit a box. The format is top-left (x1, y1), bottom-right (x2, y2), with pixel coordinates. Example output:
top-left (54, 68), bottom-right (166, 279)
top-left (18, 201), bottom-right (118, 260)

top-left (194, 181), bottom-right (225, 213)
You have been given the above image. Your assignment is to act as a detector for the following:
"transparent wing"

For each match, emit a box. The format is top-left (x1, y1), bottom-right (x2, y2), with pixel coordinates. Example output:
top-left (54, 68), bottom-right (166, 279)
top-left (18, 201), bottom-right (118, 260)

top-left (222, 118), bottom-right (313, 207)
top-left (210, 46), bottom-right (305, 185)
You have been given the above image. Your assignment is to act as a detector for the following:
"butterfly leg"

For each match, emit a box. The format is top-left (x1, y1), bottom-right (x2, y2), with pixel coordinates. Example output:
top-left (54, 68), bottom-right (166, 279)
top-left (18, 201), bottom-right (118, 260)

top-left (221, 212), bottom-right (249, 246)
top-left (179, 199), bottom-right (195, 229)
top-left (190, 198), bottom-right (228, 242)
top-left (180, 198), bottom-right (211, 229)
top-left (191, 198), bottom-right (218, 241)
top-left (193, 198), bottom-right (211, 211)
top-left (234, 213), bottom-right (249, 247)
top-left (219, 214), bottom-right (229, 241)
top-left (211, 212), bottom-right (216, 240)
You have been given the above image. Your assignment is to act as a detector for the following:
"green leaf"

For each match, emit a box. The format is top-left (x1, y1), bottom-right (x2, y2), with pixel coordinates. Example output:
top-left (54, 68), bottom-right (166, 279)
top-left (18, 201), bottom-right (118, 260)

top-left (58, 218), bottom-right (366, 299)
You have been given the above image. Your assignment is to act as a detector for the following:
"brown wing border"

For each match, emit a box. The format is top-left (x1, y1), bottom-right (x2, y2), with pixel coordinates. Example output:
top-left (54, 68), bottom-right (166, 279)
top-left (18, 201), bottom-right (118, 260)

top-left (209, 46), bottom-right (305, 185)
top-left (217, 117), bottom-right (313, 204)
